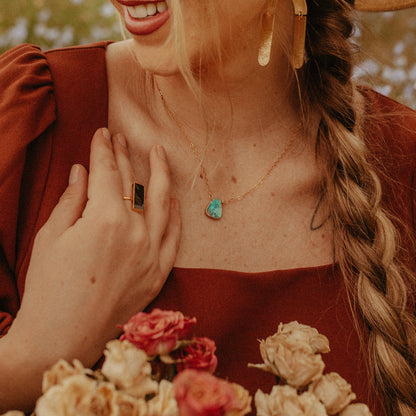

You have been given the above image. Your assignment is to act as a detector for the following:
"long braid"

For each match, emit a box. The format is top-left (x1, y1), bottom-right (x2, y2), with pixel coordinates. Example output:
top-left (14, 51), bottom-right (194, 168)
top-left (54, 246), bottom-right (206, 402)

top-left (302, 0), bottom-right (416, 413)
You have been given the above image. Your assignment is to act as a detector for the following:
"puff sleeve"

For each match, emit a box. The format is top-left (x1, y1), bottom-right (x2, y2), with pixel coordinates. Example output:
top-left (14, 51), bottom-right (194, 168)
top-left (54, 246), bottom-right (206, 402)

top-left (0, 44), bottom-right (56, 336)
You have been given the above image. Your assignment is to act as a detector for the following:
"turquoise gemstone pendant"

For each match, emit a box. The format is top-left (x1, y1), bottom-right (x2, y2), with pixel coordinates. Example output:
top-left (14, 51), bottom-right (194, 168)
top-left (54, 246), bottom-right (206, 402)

top-left (206, 199), bottom-right (222, 220)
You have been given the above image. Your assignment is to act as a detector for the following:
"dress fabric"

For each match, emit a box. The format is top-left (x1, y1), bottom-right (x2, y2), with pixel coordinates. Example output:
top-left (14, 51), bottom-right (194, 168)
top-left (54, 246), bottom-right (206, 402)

top-left (1, 42), bottom-right (416, 414)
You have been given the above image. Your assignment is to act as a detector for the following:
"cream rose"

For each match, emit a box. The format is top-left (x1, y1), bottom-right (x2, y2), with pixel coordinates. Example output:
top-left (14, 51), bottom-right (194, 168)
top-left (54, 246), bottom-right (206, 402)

top-left (227, 382), bottom-right (252, 416)
top-left (147, 380), bottom-right (179, 416)
top-left (339, 403), bottom-right (373, 416)
top-left (298, 392), bottom-right (328, 416)
top-left (253, 337), bottom-right (325, 387)
top-left (35, 374), bottom-right (117, 416)
top-left (276, 322), bottom-right (330, 354)
top-left (255, 385), bottom-right (326, 416)
top-left (308, 373), bottom-right (356, 415)
top-left (115, 391), bottom-right (148, 416)
top-left (42, 359), bottom-right (88, 393)
top-left (250, 322), bottom-right (328, 387)
top-left (102, 339), bottom-right (158, 399)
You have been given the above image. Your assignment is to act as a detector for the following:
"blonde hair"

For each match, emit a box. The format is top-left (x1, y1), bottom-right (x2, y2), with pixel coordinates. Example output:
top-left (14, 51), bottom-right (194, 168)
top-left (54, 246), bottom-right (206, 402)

top-left (301, 0), bottom-right (416, 413)
top-left (152, 0), bottom-right (416, 413)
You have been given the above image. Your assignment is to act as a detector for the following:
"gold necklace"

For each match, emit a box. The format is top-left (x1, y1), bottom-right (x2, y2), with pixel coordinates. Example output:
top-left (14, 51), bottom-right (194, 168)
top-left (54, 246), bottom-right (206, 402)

top-left (157, 86), bottom-right (300, 220)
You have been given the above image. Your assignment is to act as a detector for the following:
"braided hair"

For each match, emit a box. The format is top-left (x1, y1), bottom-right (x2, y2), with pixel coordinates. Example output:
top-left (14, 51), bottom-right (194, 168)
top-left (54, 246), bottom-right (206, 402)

top-left (302, 0), bottom-right (416, 413)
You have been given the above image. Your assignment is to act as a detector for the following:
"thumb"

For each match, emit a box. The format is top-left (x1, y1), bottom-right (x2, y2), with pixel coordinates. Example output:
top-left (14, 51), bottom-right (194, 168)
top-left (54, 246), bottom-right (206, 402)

top-left (44, 164), bottom-right (89, 236)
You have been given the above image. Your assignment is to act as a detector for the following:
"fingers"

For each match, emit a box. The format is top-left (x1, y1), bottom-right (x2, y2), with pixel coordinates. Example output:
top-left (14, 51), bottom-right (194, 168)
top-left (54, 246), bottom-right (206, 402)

top-left (42, 164), bottom-right (88, 237)
top-left (87, 128), bottom-right (126, 211)
top-left (112, 133), bottom-right (135, 198)
top-left (145, 145), bottom-right (172, 245)
top-left (109, 135), bottom-right (180, 263)
top-left (69, 128), bottom-right (178, 254)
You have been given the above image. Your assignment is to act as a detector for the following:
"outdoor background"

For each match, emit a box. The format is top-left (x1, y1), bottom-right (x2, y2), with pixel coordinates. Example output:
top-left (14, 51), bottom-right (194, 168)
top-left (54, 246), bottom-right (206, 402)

top-left (0, 0), bottom-right (415, 109)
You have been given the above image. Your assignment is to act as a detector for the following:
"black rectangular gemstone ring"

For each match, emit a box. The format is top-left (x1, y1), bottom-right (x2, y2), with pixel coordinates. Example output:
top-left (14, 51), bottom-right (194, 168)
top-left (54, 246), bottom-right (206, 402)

top-left (123, 183), bottom-right (144, 213)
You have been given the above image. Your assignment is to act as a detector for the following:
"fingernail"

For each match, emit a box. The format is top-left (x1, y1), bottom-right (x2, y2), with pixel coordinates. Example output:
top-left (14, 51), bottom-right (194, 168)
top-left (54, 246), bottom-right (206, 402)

top-left (117, 133), bottom-right (127, 147)
top-left (156, 145), bottom-right (167, 161)
top-left (69, 165), bottom-right (79, 185)
top-left (101, 127), bottom-right (111, 140)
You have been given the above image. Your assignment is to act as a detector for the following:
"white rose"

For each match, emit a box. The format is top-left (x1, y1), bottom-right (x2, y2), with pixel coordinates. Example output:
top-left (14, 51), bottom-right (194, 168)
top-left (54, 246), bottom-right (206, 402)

top-left (276, 322), bottom-right (330, 354)
top-left (255, 385), bottom-right (305, 416)
top-left (308, 373), bottom-right (356, 415)
top-left (102, 339), bottom-right (158, 399)
top-left (255, 338), bottom-right (325, 387)
top-left (35, 374), bottom-right (118, 416)
top-left (228, 382), bottom-right (253, 416)
top-left (298, 392), bottom-right (328, 416)
top-left (339, 403), bottom-right (373, 416)
top-left (42, 359), bottom-right (87, 393)
top-left (147, 380), bottom-right (179, 416)
top-left (115, 391), bottom-right (148, 416)
top-left (255, 385), bottom-right (326, 416)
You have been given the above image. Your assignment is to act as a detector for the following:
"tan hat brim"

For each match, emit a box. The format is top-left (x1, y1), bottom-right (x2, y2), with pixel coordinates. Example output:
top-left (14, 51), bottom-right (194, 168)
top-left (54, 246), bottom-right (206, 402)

top-left (354, 0), bottom-right (416, 11)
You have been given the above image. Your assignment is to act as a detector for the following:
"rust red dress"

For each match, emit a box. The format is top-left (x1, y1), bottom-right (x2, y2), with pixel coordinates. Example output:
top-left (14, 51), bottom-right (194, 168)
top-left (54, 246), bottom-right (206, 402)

top-left (1, 42), bottom-right (416, 414)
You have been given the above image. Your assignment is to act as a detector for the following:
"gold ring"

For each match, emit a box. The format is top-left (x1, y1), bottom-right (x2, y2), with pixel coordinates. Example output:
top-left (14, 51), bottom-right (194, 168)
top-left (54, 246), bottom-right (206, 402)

top-left (123, 183), bottom-right (144, 212)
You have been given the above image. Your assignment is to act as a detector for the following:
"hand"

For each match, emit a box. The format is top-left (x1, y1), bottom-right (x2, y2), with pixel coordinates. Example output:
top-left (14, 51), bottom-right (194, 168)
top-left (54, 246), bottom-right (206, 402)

top-left (0, 128), bottom-right (181, 411)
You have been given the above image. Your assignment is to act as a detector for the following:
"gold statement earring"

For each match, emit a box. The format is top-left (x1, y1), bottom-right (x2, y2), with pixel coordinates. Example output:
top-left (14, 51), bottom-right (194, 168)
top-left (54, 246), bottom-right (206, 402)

top-left (258, 1), bottom-right (277, 66)
top-left (292, 0), bottom-right (308, 69)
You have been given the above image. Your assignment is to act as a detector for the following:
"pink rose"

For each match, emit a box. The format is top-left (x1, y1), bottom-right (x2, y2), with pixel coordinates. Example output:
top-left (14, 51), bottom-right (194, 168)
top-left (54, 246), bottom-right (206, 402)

top-left (173, 369), bottom-right (251, 416)
top-left (175, 337), bottom-right (218, 374)
top-left (120, 309), bottom-right (197, 356)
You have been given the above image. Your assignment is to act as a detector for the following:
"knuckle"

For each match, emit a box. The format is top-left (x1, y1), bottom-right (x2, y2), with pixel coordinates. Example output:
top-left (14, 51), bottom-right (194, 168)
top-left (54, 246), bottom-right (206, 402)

top-left (131, 229), bottom-right (150, 250)
top-left (99, 156), bottom-right (118, 172)
top-left (95, 210), bottom-right (126, 231)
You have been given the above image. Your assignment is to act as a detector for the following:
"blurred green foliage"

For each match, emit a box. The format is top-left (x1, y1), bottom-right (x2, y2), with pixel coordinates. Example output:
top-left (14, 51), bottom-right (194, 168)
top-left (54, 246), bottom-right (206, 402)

top-left (0, 0), bottom-right (121, 51)
top-left (354, 10), bottom-right (416, 108)
top-left (0, 1), bottom-right (414, 108)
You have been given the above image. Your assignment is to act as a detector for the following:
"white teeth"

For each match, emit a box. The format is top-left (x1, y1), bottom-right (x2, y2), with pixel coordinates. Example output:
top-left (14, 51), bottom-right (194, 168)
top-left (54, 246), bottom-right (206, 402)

top-left (147, 3), bottom-right (157, 15)
top-left (127, 2), bottom-right (167, 19)
top-left (157, 2), bottom-right (167, 12)
top-left (128, 4), bottom-right (147, 18)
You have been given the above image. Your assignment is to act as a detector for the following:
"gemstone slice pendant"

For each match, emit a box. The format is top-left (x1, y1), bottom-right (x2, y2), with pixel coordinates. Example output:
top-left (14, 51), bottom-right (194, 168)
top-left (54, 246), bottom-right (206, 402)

top-left (206, 199), bottom-right (222, 220)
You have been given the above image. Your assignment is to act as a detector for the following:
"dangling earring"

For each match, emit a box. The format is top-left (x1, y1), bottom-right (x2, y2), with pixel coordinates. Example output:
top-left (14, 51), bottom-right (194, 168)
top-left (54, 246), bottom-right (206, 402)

top-left (258, 1), bottom-right (276, 67)
top-left (292, 0), bottom-right (308, 69)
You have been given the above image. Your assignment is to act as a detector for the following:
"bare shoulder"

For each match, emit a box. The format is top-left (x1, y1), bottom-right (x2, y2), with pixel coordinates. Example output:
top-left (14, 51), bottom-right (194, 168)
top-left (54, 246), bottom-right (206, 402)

top-left (105, 40), bottom-right (133, 67)
top-left (106, 40), bottom-right (150, 115)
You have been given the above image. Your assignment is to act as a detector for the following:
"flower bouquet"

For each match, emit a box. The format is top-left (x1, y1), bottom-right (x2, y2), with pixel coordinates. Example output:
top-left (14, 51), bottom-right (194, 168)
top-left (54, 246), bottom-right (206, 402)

top-left (2, 309), bottom-right (372, 416)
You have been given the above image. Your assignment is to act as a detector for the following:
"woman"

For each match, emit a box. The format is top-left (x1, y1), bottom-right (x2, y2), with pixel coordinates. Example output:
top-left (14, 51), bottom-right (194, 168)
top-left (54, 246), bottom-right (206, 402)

top-left (0, 0), bottom-right (416, 413)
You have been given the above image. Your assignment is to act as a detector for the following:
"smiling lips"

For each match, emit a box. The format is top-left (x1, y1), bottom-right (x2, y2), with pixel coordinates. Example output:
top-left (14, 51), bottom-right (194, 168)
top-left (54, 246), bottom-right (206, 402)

top-left (115, 0), bottom-right (171, 35)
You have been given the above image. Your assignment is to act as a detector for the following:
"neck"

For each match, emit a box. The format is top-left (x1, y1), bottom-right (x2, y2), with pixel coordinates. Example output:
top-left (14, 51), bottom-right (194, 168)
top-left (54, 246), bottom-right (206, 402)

top-left (152, 48), bottom-right (301, 148)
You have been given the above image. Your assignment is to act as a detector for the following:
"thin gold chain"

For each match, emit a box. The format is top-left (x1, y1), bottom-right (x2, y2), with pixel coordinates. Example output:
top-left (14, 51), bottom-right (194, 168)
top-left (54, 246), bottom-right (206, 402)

top-left (157, 86), bottom-right (300, 206)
